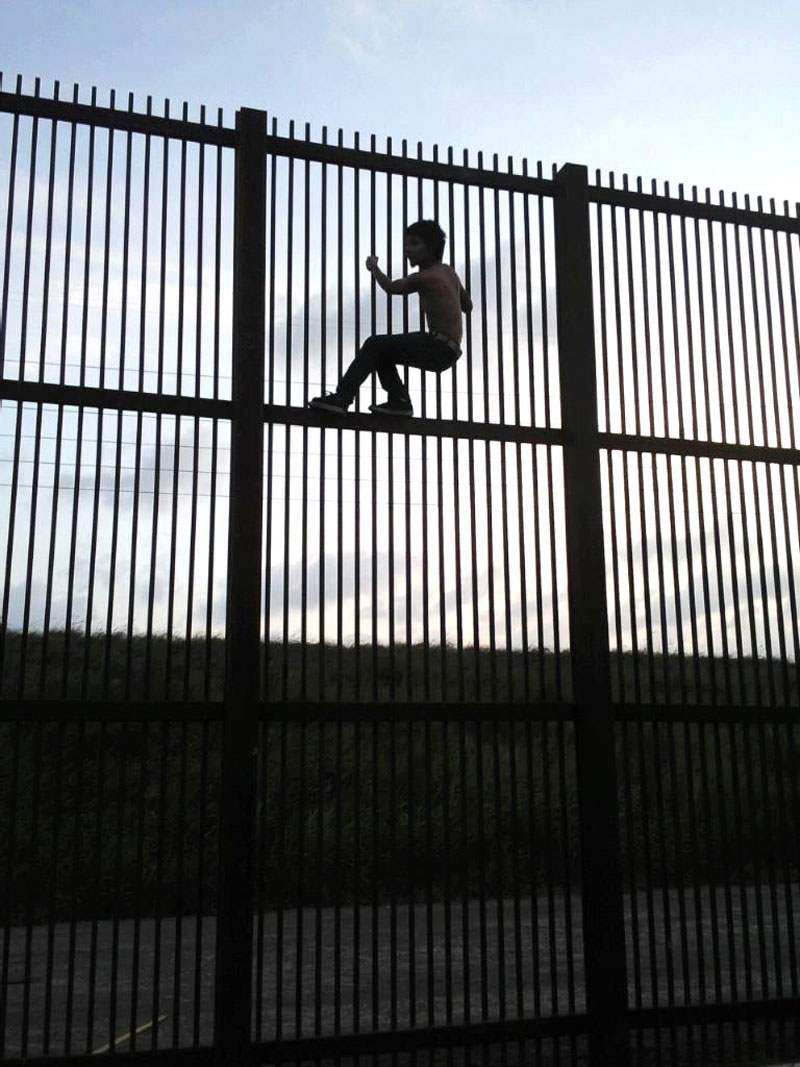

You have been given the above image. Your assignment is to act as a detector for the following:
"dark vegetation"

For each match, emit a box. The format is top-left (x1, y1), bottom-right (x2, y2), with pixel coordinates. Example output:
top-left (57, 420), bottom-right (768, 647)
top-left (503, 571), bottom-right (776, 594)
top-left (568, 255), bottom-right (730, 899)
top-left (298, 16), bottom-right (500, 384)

top-left (1, 631), bottom-right (798, 924)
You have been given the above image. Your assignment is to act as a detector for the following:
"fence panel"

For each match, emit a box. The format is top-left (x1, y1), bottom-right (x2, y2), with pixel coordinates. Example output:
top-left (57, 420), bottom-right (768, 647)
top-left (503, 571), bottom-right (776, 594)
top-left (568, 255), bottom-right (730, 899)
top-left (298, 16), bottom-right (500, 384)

top-left (252, 714), bottom-right (585, 1063)
top-left (2, 76), bottom-right (800, 1067)
top-left (0, 80), bottom-right (234, 706)
top-left (0, 713), bottom-right (221, 1059)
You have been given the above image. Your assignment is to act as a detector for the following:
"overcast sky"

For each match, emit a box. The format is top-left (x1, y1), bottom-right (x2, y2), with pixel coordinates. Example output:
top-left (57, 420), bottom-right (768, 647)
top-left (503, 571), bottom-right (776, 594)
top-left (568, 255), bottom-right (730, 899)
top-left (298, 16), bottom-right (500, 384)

top-left (3, 0), bottom-right (799, 205)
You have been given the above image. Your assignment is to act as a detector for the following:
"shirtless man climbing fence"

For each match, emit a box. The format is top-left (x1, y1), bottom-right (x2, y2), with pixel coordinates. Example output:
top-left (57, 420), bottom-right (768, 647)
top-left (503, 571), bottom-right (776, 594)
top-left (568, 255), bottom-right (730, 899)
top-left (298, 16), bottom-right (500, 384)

top-left (308, 219), bottom-right (473, 417)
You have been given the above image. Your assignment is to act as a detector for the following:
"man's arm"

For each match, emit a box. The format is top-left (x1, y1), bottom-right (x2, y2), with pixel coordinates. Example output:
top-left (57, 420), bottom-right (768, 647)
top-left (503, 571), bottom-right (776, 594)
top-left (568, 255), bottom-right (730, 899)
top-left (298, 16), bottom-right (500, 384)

top-left (366, 255), bottom-right (422, 296)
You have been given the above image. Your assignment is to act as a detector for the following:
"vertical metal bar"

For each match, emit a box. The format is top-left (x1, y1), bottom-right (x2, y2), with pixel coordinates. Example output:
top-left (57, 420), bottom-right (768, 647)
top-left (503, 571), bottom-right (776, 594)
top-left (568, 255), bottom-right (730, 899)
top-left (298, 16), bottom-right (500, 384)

top-left (352, 716), bottom-right (362, 1033)
top-left (731, 202), bottom-right (763, 705)
top-left (372, 720), bottom-right (381, 1031)
top-left (182, 106), bottom-right (206, 700)
top-left (274, 720), bottom-right (288, 1041)
top-left (695, 722), bottom-right (724, 1017)
top-left (648, 200), bottom-right (674, 705)
top-left (318, 128), bottom-right (329, 699)
top-left (206, 105), bottom-right (224, 702)
top-left (194, 717), bottom-right (211, 1045)
top-left (402, 141), bottom-right (413, 701)
top-left (173, 718), bottom-right (189, 1047)
top-left (83, 93), bottom-right (118, 699)
top-left (541, 719), bottom-right (559, 1018)
top-left (353, 132), bottom-right (362, 700)
top-left (477, 155), bottom-right (498, 701)
top-left (435, 147), bottom-right (448, 697)
top-left (513, 180), bottom-right (531, 702)
top-left (150, 720), bottom-right (169, 1050)
top-left (1, 93), bottom-right (38, 691)
top-left (601, 286), bottom-right (626, 707)
top-left (633, 184), bottom-right (659, 702)
top-left (262, 118), bottom-right (278, 702)
top-left (101, 95), bottom-right (133, 699)
top-left (386, 140), bottom-right (397, 702)
top-left (369, 137), bottom-right (379, 702)
top-left (553, 163), bottom-right (628, 1064)
top-left (650, 720), bottom-right (676, 1012)
top-left (19, 96), bottom-right (58, 695)
top-left (213, 105), bottom-right (266, 1067)
top-left (144, 98), bottom-right (170, 698)
top-left (39, 716), bottom-right (62, 1054)
top-left (164, 102), bottom-right (185, 687)
top-left (663, 186), bottom-right (689, 704)
top-left (254, 720), bottom-right (266, 1045)
top-left (19, 715), bottom-right (42, 1056)
top-left (425, 716), bottom-right (436, 1029)
top-left (474, 718), bottom-right (489, 1021)
top-left (557, 718), bottom-right (578, 1045)
top-left (280, 122), bottom-right (295, 701)
top-left (59, 86), bottom-right (95, 694)
top-left (717, 201), bottom-right (749, 704)
top-left (676, 185), bottom-right (703, 699)
top-left (441, 717), bottom-right (454, 1031)
top-left (491, 717), bottom-right (507, 1022)
top-left (333, 719), bottom-right (343, 1036)
top-left (17, 78), bottom-right (40, 384)
top-left (0, 76), bottom-right (22, 379)
top-left (299, 124), bottom-right (311, 701)
top-left (123, 97), bottom-right (151, 699)
top-left (506, 719), bottom-right (524, 1029)
top-left (462, 153), bottom-right (481, 697)
top-left (459, 718), bottom-right (471, 1026)
top-left (335, 130), bottom-right (344, 700)
top-left (314, 720), bottom-right (325, 1034)
top-left (41, 86), bottom-right (77, 697)
top-left (664, 722), bottom-right (692, 1011)
top-left (702, 198), bottom-right (736, 705)
top-left (524, 720), bottom-right (542, 1026)
top-left (539, 165), bottom-right (562, 701)
top-left (620, 720), bottom-right (643, 1011)
top-left (64, 717), bottom-right (86, 1054)
top-left (618, 181), bottom-right (642, 706)
top-left (128, 720), bottom-right (148, 1050)
top-left (389, 718), bottom-right (398, 1029)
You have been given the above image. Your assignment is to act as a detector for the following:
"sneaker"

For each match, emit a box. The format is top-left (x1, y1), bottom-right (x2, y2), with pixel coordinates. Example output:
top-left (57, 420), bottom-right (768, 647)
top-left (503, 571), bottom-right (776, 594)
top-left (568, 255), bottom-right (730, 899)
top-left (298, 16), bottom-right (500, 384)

top-left (368, 398), bottom-right (414, 417)
top-left (308, 392), bottom-right (349, 413)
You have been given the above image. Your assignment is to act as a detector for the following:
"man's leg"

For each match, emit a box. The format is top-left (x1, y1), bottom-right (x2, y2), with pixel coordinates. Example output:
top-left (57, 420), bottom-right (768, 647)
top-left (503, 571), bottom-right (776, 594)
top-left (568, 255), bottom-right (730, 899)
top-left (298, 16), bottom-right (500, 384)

top-left (310, 332), bottom-right (457, 412)
top-left (338, 332), bottom-right (453, 403)
top-left (336, 334), bottom-right (406, 404)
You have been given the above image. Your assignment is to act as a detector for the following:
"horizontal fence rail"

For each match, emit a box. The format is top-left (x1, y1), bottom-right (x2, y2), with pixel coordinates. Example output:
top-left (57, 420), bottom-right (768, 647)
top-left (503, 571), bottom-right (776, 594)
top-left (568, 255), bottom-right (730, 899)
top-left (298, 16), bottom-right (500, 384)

top-left (2, 75), bottom-right (800, 1067)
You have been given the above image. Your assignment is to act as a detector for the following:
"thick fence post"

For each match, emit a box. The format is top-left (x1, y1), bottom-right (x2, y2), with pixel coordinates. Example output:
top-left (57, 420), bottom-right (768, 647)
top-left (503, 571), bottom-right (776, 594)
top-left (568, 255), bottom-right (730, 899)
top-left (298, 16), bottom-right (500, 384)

top-left (214, 107), bottom-right (266, 1067)
top-left (553, 163), bottom-right (629, 1064)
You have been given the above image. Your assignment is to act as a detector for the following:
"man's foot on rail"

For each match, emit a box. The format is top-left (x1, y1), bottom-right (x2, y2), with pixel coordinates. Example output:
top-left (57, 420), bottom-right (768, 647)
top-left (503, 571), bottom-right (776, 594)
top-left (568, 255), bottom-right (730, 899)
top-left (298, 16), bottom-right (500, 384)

top-left (369, 398), bottom-right (414, 417)
top-left (308, 392), bottom-right (349, 413)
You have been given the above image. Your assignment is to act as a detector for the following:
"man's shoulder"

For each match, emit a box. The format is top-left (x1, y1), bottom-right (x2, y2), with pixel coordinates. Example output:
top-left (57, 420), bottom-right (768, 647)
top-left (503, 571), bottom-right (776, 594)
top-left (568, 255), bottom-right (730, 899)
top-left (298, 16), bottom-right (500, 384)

top-left (421, 263), bottom-right (459, 284)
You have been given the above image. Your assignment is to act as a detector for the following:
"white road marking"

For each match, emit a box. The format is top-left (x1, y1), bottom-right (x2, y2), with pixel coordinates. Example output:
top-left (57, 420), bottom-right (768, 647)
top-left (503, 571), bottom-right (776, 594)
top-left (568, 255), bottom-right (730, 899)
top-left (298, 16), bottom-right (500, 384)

top-left (91, 1013), bottom-right (168, 1055)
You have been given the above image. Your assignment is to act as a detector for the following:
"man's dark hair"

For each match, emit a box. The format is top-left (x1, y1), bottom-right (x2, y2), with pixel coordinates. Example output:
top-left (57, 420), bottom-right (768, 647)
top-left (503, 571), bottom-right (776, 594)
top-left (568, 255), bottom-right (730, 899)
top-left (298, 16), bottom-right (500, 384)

top-left (406, 219), bottom-right (446, 262)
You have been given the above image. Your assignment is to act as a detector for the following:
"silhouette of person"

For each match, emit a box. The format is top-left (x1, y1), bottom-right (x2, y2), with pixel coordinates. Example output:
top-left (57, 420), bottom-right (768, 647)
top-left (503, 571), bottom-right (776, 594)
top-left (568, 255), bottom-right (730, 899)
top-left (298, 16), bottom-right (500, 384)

top-left (308, 220), bottom-right (472, 417)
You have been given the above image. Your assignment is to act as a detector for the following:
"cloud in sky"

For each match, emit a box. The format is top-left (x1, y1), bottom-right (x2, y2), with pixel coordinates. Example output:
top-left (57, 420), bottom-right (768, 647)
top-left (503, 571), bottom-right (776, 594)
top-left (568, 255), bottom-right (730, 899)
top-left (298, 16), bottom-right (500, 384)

top-left (3, 0), bottom-right (800, 199)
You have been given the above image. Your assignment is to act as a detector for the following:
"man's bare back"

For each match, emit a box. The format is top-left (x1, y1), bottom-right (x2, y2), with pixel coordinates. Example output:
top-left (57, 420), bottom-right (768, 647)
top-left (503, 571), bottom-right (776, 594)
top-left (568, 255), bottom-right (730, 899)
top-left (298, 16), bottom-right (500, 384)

top-left (414, 262), bottom-right (470, 344)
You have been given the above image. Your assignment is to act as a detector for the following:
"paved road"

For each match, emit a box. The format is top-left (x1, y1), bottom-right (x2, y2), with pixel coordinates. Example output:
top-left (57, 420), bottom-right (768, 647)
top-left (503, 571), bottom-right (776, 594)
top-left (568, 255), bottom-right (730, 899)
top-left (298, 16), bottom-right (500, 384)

top-left (3, 885), bottom-right (799, 1062)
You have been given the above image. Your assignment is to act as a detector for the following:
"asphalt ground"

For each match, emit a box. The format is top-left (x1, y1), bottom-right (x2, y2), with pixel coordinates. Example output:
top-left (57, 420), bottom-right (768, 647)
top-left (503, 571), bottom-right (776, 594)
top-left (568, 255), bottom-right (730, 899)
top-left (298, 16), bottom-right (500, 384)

top-left (2, 885), bottom-right (799, 1063)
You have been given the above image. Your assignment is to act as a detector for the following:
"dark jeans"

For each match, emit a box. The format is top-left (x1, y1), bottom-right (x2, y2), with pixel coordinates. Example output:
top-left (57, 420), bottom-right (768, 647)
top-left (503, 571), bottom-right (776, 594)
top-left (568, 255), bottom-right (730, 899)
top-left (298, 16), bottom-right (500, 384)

top-left (337, 331), bottom-right (460, 405)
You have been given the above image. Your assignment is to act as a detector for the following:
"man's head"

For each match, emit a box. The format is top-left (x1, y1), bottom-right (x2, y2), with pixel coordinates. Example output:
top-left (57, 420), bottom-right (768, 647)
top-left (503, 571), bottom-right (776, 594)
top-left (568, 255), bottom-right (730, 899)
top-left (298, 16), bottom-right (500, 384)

top-left (405, 219), bottom-right (446, 266)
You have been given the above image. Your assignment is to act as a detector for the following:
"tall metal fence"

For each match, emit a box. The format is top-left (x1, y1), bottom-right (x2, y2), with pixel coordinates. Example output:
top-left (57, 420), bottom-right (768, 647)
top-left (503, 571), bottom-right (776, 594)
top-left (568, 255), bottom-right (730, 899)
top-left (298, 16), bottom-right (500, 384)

top-left (1, 73), bottom-right (799, 1067)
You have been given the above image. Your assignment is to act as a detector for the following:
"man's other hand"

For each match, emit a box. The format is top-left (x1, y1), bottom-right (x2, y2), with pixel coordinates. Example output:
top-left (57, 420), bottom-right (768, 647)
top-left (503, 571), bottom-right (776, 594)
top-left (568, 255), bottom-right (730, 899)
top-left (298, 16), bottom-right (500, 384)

top-left (365, 255), bottom-right (379, 272)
